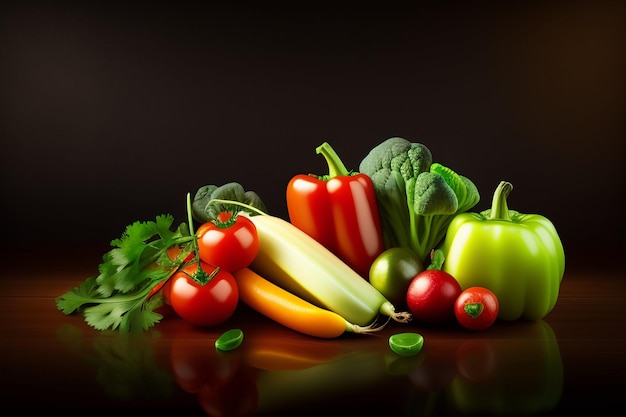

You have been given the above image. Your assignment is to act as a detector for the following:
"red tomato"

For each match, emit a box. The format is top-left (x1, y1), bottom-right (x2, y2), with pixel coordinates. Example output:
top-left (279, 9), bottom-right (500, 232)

top-left (170, 338), bottom-right (241, 394)
top-left (455, 339), bottom-right (497, 382)
top-left (406, 270), bottom-right (462, 324)
top-left (197, 212), bottom-right (259, 272)
top-left (197, 366), bottom-right (258, 417)
top-left (170, 339), bottom-right (214, 394)
top-left (407, 341), bottom-right (458, 392)
top-left (454, 286), bottom-right (499, 331)
top-left (169, 262), bottom-right (239, 327)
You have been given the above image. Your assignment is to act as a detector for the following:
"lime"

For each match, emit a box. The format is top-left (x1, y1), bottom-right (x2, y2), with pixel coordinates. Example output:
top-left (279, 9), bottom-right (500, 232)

top-left (389, 332), bottom-right (424, 356)
top-left (215, 328), bottom-right (244, 351)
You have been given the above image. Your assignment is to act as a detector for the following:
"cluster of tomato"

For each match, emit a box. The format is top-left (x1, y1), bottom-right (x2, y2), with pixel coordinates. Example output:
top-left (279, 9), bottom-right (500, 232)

top-left (369, 247), bottom-right (500, 331)
top-left (406, 269), bottom-right (499, 331)
top-left (159, 212), bottom-right (259, 327)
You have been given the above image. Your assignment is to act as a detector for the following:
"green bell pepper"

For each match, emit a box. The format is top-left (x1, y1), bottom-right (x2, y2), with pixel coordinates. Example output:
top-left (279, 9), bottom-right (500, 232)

top-left (440, 181), bottom-right (565, 321)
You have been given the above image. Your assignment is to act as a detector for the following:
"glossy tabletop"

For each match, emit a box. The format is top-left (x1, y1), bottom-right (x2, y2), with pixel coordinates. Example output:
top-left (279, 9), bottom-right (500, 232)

top-left (0, 244), bottom-right (624, 415)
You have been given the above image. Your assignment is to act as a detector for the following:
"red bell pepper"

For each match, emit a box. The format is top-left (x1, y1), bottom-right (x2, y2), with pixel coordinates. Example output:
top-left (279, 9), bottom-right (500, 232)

top-left (286, 142), bottom-right (384, 278)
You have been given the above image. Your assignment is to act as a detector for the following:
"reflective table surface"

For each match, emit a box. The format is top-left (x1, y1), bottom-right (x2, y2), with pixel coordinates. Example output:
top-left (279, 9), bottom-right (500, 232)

top-left (1, 244), bottom-right (623, 415)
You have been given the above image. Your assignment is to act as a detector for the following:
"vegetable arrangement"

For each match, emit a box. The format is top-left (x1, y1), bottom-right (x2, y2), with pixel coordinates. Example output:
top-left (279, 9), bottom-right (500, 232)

top-left (56, 137), bottom-right (565, 349)
top-left (55, 191), bottom-right (260, 332)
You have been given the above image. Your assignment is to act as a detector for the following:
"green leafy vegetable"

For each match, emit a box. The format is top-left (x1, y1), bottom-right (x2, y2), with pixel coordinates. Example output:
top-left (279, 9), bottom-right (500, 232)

top-left (359, 137), bottom-right (480, 264)
top-left (192, 182), bottom-right (268, 224)
top-left (55, 214), bottom-right (195, 332)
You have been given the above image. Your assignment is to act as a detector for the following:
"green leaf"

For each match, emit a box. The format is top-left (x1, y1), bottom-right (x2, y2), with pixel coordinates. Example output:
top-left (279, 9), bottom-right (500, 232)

top-left (192, 182), bottom-right (268, 223)
top-left (55, 277), bottom-right (100, 314)
top-left (154, 214), bottom-right (178, 242)
top-left (431, 163), bottom-right (465, 206)
top-left (96, 214), bottom-right (189, 296)
top-left (56, 213), bottom-right (194, 332)
top-left (81, 284), bottom-right (164, 332)
top-left (84, 300), bottom-right (134, 331)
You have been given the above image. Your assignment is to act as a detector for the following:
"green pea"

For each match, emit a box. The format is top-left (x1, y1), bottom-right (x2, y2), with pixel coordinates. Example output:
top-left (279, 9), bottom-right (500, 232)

top-left (215, 328), bottom-right (244, 351)
top-left (388, 332), bottom-right (424, 356)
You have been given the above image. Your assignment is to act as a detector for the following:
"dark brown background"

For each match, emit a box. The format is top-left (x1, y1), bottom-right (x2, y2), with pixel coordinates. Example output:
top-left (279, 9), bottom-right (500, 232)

top-left (1, 1), bottom-right (624, 271)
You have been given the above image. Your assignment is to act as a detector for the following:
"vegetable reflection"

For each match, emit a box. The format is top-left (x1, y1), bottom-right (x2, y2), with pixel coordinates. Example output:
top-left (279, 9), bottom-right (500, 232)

top-left (90, 335), bottom-right (173, 400)
top-left (239, 324), bottom-right (349, 371)
top-left (56, 324), bottom-right (174, 400)
top-left (170, 337), bottom-right (258, 417)
top-left (447, 319), bottom-right (563, 416)
top-left (57, 319), bottom-right (562, 416)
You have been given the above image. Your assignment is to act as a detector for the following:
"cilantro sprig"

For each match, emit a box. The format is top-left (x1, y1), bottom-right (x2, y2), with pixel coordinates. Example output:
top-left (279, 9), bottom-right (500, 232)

top-left (56, 214), bottom-right (195, 332)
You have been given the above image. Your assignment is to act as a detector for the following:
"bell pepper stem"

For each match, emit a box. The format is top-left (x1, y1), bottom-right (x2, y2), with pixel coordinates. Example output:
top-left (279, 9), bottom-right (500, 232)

top-left (316, 141), bottom-right (350, 178)
top-left (488, 181), bottom-right (513, 221)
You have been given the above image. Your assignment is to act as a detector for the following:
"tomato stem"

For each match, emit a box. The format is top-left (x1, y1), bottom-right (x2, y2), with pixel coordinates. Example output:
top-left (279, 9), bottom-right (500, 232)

top-left (464, 302), bottom-right (484, 319)
top-left (213, 211), bottom-right (237, 228)
top-left (183, 264), bottom-right (219, 285)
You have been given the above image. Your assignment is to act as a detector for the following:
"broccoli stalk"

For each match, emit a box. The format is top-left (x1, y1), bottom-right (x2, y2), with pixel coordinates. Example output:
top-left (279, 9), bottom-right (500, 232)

top-left (359, 137), bottom-right (480, 265)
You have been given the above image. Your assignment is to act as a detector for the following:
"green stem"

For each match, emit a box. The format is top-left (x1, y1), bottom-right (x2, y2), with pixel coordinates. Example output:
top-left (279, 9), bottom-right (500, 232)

top-left (488, 181), bottom-right (513, 221)
top-left (464, 302), bottom-right (484, 318)
top-left (316, 141), bottom-right (350, 177)
top-left (186, 192), bottom-right (217, 285)
top-left (186, 192), bottom-right (201, 260)
top-left (427, 249), bottom-right (445, 270)
top-left (92, 278), bottom-right (170, 303)
top-left (138, 235), bottom-right (194, 271)
top-left (209, 198), bottom-right (268, 216)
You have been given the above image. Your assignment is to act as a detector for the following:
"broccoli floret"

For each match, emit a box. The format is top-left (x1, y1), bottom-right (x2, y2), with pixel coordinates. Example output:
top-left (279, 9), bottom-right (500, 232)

top-left (359, 137), bottom-right (480, 264)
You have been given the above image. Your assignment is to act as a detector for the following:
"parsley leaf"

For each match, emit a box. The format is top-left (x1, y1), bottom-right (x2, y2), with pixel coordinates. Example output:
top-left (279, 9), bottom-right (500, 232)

top-left (55, 277), bottom-right (100, 315)
top-left (55, 214), bottom-right (195, 332)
